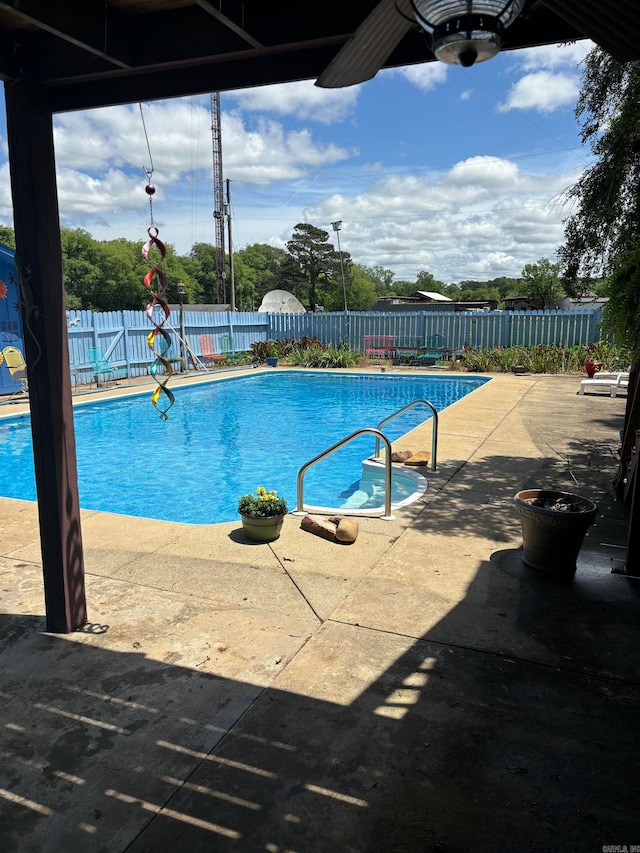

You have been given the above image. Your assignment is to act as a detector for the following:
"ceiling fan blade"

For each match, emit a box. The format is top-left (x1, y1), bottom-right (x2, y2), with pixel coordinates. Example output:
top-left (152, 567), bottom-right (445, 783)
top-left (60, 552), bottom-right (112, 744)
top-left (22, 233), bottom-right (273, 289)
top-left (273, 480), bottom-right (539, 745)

top-left (316, 0), bottom-right (416, 88)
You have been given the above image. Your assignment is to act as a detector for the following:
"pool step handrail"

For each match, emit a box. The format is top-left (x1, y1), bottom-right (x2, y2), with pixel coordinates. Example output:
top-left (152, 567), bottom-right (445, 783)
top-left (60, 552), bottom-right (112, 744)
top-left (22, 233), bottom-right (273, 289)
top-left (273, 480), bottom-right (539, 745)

top-left (297, 428), bottom-right (394, 520)
top-left (374, 399), bottom-right (439, 472)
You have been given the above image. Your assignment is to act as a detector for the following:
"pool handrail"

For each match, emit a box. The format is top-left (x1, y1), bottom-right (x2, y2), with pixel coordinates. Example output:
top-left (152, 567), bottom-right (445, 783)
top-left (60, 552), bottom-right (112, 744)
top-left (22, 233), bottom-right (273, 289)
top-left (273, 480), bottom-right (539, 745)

top-left (297, 428), bottom-right (394, 520)
top-left (374, 399), bottom-right (439, 473)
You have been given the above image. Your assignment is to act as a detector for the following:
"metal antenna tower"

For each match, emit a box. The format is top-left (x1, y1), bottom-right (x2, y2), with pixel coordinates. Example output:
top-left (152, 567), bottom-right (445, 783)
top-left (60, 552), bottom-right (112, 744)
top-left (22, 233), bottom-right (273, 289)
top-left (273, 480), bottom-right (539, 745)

top-left (211, 92), bottom-right (226, 304)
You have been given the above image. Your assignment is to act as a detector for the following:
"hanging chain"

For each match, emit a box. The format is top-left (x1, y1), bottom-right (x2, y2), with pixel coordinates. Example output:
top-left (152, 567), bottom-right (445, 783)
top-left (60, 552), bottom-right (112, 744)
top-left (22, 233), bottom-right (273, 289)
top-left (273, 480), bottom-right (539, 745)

top-left (139, 102), bottom-right (174, 420)
top-left (140, 103), bottom-right (156, 226)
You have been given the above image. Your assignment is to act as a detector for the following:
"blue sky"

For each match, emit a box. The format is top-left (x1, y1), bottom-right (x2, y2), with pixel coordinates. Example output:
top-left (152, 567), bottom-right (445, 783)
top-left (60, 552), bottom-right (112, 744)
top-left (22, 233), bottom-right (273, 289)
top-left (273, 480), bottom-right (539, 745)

top-left (0, 39), bottom-right (593, 284)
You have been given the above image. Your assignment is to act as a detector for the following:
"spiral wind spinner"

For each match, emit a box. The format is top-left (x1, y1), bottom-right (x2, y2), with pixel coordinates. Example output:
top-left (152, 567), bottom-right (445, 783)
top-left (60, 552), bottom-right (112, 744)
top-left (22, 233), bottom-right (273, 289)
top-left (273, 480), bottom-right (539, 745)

top-left (142, 225), bottom-right (175, 420)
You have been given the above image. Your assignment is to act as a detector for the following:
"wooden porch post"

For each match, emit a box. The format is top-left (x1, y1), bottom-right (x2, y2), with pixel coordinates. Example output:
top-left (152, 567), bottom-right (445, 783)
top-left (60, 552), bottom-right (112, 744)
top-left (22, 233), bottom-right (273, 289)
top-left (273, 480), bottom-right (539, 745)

top-left (4, 80), bottom-right (87, 632)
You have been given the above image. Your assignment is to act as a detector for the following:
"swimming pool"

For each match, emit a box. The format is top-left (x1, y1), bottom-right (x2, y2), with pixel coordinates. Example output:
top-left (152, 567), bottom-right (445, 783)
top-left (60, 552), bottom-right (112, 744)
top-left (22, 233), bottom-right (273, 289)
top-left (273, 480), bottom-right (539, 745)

top-left (0, 370), bottom-right (489, 524)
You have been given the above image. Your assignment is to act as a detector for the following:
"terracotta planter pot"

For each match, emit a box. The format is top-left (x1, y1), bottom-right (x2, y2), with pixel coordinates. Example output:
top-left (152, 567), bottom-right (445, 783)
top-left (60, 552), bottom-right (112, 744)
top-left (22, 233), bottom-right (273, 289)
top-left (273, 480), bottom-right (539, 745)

top-left (514, 489), bottom-right (598, 578)
top-left (240, 512), bottom-right (286, 543)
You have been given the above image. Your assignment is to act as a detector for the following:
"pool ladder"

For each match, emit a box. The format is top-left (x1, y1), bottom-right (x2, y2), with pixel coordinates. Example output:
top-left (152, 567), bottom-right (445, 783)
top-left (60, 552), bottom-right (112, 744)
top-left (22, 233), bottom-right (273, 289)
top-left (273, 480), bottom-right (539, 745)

top-left (296, 399), bottom-right (439, 520)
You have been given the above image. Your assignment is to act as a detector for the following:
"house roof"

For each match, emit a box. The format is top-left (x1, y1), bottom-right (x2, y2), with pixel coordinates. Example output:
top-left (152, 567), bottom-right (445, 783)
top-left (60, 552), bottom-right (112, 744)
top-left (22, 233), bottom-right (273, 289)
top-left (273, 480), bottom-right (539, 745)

top-left (0, 1), bottom-right (637, 113)
top-left (414, 291), bottom-right (453, 302)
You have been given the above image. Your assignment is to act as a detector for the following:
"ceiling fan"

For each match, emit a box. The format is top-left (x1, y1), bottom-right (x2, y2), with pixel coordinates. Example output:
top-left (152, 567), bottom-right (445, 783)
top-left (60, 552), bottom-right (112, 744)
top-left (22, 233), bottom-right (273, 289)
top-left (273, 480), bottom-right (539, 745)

top-left (316, 0), bottom-right (529, 87)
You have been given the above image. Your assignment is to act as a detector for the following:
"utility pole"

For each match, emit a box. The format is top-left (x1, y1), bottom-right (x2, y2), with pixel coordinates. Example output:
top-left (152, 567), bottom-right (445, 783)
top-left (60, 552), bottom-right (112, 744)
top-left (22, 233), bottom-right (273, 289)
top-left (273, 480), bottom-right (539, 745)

top-left (210, 92), bottom-right (226, 304)
top-left (225, 179), bottom-right (236, 311)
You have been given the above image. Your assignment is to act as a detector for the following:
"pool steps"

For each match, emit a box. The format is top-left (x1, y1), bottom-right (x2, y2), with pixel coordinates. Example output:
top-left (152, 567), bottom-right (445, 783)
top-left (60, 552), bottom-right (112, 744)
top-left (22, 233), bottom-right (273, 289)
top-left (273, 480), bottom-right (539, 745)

top-left (301, 459), bottom-right (427, 518)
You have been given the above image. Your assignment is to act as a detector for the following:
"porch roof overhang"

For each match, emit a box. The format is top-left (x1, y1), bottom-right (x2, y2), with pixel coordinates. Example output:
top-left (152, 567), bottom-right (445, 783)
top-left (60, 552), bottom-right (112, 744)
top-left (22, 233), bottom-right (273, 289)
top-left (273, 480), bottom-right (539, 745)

top-left (0, 0), bottom-right (637, 114)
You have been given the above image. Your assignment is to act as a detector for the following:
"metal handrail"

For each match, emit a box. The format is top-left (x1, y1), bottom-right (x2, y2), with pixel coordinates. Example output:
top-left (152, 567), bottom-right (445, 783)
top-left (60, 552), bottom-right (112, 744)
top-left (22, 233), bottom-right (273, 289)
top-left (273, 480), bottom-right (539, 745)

top-left (297, 428), bottom-right (394, 519)
top-left (374, 399), bottom-right (439, 472)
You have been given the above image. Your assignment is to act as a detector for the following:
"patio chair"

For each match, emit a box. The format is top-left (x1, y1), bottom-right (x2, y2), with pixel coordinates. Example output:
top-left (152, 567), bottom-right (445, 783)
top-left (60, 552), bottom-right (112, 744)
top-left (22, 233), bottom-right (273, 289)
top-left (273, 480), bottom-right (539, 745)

top-left (86, 347), bottom-right (128, 387)
top-left (363, 335), bottom-right (394, 363)
top-left (416, 334), bottom-right (446, 365)
top-left (219, 333), bottom-right (235, 358)
top-left (2, 345), bottom-right (28, 398)
top-left (198, 334), bottom-right (227, 367)
top-left (577, 372), bottom-right (629, 398)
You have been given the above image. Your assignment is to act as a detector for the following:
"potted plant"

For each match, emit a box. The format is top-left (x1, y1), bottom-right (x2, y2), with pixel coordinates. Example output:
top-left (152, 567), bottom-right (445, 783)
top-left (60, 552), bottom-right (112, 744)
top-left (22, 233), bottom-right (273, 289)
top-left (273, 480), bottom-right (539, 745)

top-left (514, 489), bottom-right (598, 578)
top-left (238, 486), bottom-right (288, 543)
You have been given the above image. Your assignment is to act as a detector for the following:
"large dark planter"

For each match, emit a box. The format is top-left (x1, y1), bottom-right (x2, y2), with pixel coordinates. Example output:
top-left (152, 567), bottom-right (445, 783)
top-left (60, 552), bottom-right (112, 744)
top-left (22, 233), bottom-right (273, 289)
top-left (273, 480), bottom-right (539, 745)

top-left (514, 489), bottom-right (598, 578)
top-left (240, 512), bottom-right (286, 543)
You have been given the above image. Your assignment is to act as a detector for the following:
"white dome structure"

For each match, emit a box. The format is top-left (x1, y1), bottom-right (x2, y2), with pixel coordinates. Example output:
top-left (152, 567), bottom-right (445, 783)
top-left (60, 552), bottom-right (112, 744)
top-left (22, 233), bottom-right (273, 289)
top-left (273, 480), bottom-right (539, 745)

top-left (258, 289), bottom-right (306, 313)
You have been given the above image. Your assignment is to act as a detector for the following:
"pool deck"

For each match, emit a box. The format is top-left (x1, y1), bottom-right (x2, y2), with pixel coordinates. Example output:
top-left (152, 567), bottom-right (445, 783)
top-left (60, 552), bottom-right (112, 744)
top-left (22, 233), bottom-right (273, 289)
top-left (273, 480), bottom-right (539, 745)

top-left (1, 367), bottom-right (639, 851)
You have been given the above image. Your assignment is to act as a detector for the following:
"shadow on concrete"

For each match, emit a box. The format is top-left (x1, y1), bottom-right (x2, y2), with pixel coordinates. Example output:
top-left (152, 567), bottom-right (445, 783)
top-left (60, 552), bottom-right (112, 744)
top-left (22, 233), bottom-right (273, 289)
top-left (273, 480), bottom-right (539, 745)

top-left (3, 536), bottom-right (640, 853)
top-left (406, 422), bottom-right (627, 548)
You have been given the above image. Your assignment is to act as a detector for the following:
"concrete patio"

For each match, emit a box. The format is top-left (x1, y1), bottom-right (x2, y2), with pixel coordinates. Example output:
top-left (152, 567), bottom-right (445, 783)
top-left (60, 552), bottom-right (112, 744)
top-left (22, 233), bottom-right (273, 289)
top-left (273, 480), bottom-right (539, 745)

top-left (1, 370), bottom-right (638, 852)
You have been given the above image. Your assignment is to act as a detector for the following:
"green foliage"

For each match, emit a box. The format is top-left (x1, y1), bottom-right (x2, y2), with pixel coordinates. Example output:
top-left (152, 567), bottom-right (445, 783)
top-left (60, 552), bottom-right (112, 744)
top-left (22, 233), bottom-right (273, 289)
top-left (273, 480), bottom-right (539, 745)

top-left (238, 486), bottom-right (288, 518)
top-left (59, 228), bottom-right (194, 311)
top-left (323, 263), bottom-right (377, 311)
top-left (286, 342), bottom-right (359, 368)
top-left (249, 337), bottom-right (359, 368)
top-left (365, 265), bottom-right (395, 295)
top-left (460, 343), bottom-right (631, 374)
top-left (186, 242), bottom-right (218, 303)
top-left (415, 270), bottom-right (447, 294)
top-left (233, 243), bottom-right (290, 309)
top-left (559, 49), bottom-right (640, 288)
top-left (520, 258), bottom-right (563, 308)
top-left (0, 224), bottom-right (16, 249)
top-left (602, 247), bottom-right (640, 360)
top-left (250, 337), bottom-right (302, 363)
top-left (286, 223), bottom-right (342, 311)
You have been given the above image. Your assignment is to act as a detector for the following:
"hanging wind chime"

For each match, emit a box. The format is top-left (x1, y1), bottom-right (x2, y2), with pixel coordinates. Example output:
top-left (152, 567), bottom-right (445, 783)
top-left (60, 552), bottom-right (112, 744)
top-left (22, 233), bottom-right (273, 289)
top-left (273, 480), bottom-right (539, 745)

top-left (139, 104), bottom-right (175, 420)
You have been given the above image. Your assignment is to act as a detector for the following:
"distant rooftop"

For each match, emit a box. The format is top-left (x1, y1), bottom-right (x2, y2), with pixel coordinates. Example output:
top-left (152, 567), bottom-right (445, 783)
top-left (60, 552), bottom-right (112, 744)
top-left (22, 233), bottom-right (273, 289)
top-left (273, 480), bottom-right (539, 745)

top-left (413, 291), bottom-right (452, 302)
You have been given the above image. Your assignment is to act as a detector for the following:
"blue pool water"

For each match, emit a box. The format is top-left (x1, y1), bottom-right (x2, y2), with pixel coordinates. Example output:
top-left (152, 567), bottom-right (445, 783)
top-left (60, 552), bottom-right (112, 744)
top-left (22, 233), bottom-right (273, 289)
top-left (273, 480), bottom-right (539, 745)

top-left (0, 371), bottom-right (488, 523)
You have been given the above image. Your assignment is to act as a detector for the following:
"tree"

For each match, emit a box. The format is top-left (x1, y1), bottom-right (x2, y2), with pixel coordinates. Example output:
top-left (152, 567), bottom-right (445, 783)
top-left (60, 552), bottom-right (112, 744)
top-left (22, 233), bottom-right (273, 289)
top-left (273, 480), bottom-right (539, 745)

top-left (559, 48), bottom-right (640, 289)
top-left (0, 224), bottom-right (15, 249)
top-left (321, 262), bottom-right (377, 311)
top-left (415, 270), bottom-right (446, 294)
top-left (286, 223), bottom-right (340, 311)
top-left (520, 258), bottom-right (563, 308)
top-left (366, 265), bottom-right (395, 296)
top-left (186, 242), bottom-right (218, 303)
top-left (603, 247), bottom-right (640, 358)
top-left (234, 243), bottom-right (289, 309)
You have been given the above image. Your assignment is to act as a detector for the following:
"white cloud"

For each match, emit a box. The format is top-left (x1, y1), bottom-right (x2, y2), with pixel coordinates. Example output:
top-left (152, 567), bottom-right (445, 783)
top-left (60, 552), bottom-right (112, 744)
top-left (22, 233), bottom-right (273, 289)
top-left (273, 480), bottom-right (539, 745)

top-left (386, 62), bottom-right (448, 92)
top-left (498, 71), bottom-right (579, 113)
top-left (306, 157), bottom-right (583, 282)
top-left (226, 80), bottom-right (360, 123)
top-left (514, 41), bottom-right (591, 71)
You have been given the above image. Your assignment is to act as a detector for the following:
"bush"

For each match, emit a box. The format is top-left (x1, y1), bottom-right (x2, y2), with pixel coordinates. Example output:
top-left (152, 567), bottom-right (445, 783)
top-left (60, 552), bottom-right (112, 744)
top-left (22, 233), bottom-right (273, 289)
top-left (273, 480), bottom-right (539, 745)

top-left (287, 343), bottom-right (359, 368)
top-left (250, 336), bottom-right (321, 364)
top-left (460, 342), bottom-right (631, 374)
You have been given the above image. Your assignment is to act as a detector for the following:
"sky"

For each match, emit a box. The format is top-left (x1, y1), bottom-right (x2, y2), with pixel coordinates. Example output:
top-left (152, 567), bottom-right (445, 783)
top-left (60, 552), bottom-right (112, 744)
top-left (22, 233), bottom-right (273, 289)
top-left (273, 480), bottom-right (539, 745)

top-left (0, 39), bottom-right (595, 285)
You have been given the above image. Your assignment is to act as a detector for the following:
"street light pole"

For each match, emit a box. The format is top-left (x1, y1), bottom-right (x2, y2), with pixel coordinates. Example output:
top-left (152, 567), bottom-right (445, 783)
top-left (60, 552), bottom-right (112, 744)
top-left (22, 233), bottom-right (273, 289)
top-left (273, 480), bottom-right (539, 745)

top-left (331, 220), bottom-right (348, 313)
top-left (177, 281), bottom-right (186, 372)
top-left (226, 179), bottom-right (236, 311)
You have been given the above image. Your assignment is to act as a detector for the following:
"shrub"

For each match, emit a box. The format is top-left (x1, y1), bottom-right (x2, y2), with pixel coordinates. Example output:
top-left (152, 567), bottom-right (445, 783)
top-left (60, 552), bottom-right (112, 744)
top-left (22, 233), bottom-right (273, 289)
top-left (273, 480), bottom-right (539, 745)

top-left (460, 342), bottom-right (631, 373)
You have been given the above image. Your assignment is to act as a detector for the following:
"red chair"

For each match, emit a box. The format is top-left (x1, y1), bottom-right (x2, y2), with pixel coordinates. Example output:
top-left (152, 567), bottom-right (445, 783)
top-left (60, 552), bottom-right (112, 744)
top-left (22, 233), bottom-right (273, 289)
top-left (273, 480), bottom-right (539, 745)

top-left (198, 334), bottom-right (227, 367)
top-left (363, 335), bottom-right (394, 362)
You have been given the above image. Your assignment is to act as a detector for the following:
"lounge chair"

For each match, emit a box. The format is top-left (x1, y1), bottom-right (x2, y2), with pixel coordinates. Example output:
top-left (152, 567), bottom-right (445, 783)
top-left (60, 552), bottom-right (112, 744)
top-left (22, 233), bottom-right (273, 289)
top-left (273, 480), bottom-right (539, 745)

top-left (416, 334), bottom-right (446, 365)
top-left (198, 334), bottom-right (227, 367)
top-left (577, 372), bottom-right (629, 397)
top-left (86, 347), bottom-right (128, 387)
top-left (2, 345), bottom-right (28, 398)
